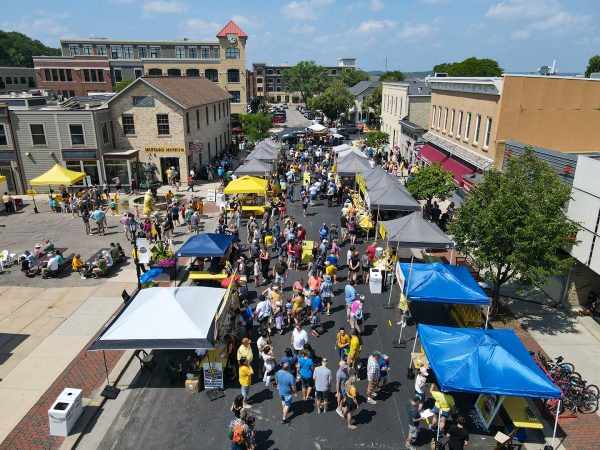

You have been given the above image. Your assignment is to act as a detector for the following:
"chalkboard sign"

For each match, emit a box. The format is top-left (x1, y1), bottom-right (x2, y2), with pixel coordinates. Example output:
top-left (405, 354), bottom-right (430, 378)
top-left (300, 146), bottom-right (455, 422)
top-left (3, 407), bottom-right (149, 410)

top-left (133, 96), bottom-right (155, 107)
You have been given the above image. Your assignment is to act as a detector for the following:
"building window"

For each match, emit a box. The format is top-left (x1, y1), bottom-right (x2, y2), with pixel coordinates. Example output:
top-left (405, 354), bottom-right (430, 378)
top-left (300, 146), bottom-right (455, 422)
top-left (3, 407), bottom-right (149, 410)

top-left (150, 46), bottom-right (161, 58)
top-left (201, 47), bottom-right (210, 59)
top-left (67, 69), bottom-right (73, 82)
top-left (229, 91), bottom-right (241, 103)
top-left (227, 69), bottom-right (240, 83)
top-left (473, 114), bottom-right (481, 145)
top-left (267, 77), bottom-right (273, 83)
top-left (98, 70), bottom-right (104, 82)
top-left (188, 46), bottom-right (197, 58)
top-left (464, 112), bottom-right (472, 141)
top-left (69, 44), bottom-right (80, 56)
top-left (276, 78), bottom-right (281, 84)
top-left (484, 117), bottom-right (492, 149)
top-left (82, 45), bottom-right (93, 55)
top-left (449, 109), bottom-right (455, 135)
top-left (148, 68), bottom-right (162, 76)
top-left (111, 45), bottom-right (122, 59)
top-left (443, 107), bottom-right (448, 132)
top-left (186, 112), bottom-right (190, 134)
top-left (436, 106), bottom-right (441, 129)
top-left (0, 124), bottom-right (7, 146)
top-left (134, 68), bottom-right (143, 78)
top-left (213, 105), bottom-right (216, 122)
top-left (113, 68), bottom-right (122, 82)
top-left (101, 122), bottom-right (109, 144)
top-left (52, 69), bottom-right (58, 81)
top-left (44, 69), bottom-right (51, 81)
top-left (267, 69), bottom-right (274, 75)
top-left (225, 48), bottom-right (240, 59)
top-left (122, 114), bottom-right (135, 135)
top-left (256, 77), bottom-right (263, 83)
top-left (96, 45), bottom-right (107, 56)
top-left (205, 69), bottom-right (218, 82)
top-left (138, 46), bottom-right (148, 58)
top-left (457, 111), bottom-right (463, 137)
top-left (276, 87), bottom-right (281, 92)
top-left (196, 109), bottom-right (200, 129)
top-left (206, 106), bottom-right (209, 125)
top-left (30, 124), bottom-right (47, 146)
top-left (175, 46), bottom-right (185, 58)
top-left (157, 114), bottom-right (169, 135)
top-left (186, 68), bottom-right (200, 77)
top-left (431, 106), bottom-right (436, 128)
top-left (167, 68), bottom-right (181, 76)
top-left (84, 69), bottom-right (90, 82)
top-left (69, 124), bottom-right (85, 146)
top-left (123, 45), bottom-right (134, 59)
top-left (213, 46), bottom-right (220, 59)
top-left (90, 69), bottom-right (98, 82)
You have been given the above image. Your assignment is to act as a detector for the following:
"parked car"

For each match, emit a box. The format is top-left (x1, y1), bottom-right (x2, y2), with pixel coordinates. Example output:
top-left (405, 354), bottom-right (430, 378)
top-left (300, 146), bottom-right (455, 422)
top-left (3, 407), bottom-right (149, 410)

top-left (272, 116), bottom-right (285, 123)
top-left (282, 134), bottom-right (299, 144)
top-left (339, 125), bottom-right (360, 134)
top-left (231, 126), bottom-right (243, 135)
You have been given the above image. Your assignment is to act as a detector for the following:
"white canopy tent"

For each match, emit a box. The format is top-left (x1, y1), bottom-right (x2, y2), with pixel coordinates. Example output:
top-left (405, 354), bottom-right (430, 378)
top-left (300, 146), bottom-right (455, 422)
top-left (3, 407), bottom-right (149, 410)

top-left (307, 123), bottom-right (328, 133)
top-left (332, 143), bottom-right (354, 153)
top-left (338, 148), bottom-right (367, 159)
top-left (89, 287), bottom-right (227, 350)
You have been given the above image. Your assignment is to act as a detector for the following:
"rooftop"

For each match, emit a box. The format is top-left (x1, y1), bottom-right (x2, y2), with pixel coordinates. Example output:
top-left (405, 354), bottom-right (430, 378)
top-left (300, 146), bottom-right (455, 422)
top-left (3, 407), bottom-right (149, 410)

top-left (216, 20), bottom-right (248, 38)
top-left (348, 80), bottom-right (380, 96)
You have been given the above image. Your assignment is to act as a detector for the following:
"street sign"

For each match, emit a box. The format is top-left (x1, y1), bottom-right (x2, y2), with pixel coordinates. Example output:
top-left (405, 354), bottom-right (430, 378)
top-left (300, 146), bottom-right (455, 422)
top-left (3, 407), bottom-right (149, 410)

top-left (207, 189), bottom-right (216, 202)
top-left (27, 189), bottom-right (37, 196)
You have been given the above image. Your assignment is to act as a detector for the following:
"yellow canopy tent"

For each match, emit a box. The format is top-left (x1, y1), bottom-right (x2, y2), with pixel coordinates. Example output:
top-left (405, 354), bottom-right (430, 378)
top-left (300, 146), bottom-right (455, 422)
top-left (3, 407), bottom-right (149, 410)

top-left (29, 164), bottom-right (86, 186)
top-left (223, 176), bottom-right (267, 195)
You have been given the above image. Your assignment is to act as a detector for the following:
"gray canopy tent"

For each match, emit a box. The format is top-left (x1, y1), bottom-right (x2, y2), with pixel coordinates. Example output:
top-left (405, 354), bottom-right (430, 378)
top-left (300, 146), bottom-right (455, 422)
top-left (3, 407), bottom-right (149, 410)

top-left (366, 183), bottom-right (421, 212)
top-left (234, 158), bottom-right (271, 176)
top-left (379, 212), bottom-right (454, 248)
top-left (337, 152), bottom-right (371, 176)
top-left (246, 143), bottom-right (277, 161)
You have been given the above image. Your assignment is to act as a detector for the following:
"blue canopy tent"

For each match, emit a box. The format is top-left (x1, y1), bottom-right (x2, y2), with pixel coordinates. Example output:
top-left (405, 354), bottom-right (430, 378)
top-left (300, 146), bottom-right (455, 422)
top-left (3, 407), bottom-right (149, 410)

top-left (417, 324), bottom-right (562, 444)
top-left (176, 233), bottom-right (235, 258)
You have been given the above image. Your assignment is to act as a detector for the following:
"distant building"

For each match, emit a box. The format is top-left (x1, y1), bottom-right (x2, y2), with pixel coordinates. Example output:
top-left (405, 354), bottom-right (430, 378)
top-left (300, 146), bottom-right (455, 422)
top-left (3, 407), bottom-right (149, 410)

top-left (250, 57), bottom-right (356, 104)
top-left (58, 21), bottom-right (248, 114)
top-left (348, 80), bottom-right (379, 123)
top-left (0, 67), bottom-right (36, 95)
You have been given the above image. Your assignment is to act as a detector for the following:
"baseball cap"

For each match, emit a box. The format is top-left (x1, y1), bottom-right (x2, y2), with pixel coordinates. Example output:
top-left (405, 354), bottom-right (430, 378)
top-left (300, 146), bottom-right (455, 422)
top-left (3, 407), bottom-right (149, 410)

top-left (372, 351), bottom-right (381, 357)
top-left (412, 395), bottom-right (421, 402)
top-left (339, 360), bottom-right (348, 367)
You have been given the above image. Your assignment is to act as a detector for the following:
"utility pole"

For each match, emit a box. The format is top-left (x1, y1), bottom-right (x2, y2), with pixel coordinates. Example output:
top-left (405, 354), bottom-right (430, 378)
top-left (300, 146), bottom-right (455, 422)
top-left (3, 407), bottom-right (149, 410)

top-left (385, 56), bottom-right (388, 72)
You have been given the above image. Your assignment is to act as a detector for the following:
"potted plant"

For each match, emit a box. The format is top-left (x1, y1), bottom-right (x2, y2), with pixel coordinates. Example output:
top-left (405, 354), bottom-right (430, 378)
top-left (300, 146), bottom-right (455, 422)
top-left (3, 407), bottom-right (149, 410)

top-left (150, 241), bottom-right (177, 279)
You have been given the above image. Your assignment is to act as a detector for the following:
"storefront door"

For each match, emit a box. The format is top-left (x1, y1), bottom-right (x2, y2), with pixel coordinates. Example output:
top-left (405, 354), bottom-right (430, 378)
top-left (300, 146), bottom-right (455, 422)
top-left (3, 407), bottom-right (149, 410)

top-left (160, 157), bottom-right (180, 184)
top-left (0, 164), bottom-right (17, 193)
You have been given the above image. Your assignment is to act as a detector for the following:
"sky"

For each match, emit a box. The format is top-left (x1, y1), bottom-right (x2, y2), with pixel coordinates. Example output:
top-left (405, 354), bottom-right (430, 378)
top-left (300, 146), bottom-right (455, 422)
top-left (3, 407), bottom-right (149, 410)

top-left (1, 0), bottom-right (599, 74)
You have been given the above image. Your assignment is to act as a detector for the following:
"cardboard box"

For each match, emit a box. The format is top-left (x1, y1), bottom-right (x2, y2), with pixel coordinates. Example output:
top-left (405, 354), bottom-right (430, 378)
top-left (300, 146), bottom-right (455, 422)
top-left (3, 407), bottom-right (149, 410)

top-left (185, 379), bottom-right (199, 394)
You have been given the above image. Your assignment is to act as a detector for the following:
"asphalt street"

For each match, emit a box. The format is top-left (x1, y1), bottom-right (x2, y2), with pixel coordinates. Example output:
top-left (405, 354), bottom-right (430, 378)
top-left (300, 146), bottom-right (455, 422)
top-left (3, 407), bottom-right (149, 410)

top-left (91, 191), bottom-right (535, 449)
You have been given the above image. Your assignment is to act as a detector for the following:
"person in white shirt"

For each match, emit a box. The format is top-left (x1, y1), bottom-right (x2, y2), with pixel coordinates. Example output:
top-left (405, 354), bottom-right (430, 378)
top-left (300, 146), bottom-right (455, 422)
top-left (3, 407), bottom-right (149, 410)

top-left (291, 323), bottom-right (308, 356)
top-left (255, 295), bottom-right (272, 335)
top-left (42, 254), bottom-right (59, 278)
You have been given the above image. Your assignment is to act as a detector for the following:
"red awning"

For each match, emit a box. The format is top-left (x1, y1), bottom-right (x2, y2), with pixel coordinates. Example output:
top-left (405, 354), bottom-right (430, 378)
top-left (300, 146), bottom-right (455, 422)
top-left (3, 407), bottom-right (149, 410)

top-left (417, 144), bottom-right (448, 165)
top-left (442, 158), bottom-right (474, 186)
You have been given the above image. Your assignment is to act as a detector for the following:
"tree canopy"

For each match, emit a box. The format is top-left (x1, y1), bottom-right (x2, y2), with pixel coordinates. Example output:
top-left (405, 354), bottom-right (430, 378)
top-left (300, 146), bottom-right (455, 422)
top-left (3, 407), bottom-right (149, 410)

top-left (448, 147), bottom-right (578, 309)
top-left (240, 112), bottom-right (272, 142)
top-left (433, 57), bottom-right (503, 77)
top-left (406, 163), bottom-right (455, 205)
top-left (364, 131), bottom-right (389, 148)
top-left (584, 55), bottom-right (600, 78)
top-left (282, 60), bottom-right (330, 103)
top-left (338, 69), bottom-right (370, 87)
top-left (0, 30), bottom-right (61, 67)
top-left (362, 84), bottom-right (383, 119)
top-left (113, 79), bottom-right (133, 92)
top-left (307, 79), bottom-right (354, 121)
top-left (379, 71), bottom-right (406, 82)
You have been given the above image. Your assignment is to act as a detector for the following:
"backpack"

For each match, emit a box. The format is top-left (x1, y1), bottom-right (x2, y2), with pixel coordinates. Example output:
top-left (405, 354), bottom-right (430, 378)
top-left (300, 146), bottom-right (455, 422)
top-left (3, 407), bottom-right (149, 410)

top-left (231, 422), bottom-right (246, 444)
top-left (354, 307), bottom-right (363, 321)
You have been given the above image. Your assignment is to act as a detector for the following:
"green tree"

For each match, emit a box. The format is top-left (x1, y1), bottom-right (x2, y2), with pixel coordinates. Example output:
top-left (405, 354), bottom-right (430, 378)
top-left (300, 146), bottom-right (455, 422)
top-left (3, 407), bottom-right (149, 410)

top-left (406, 163), bottom-right (455, 205)
top-left (282, 60), bottom-right (330, 103)
top-left (113, 79), bottom-right (133, 92)
top-left (338, 69), bottom-right (370, 87)
top-left (433, 57), bottom-right (503, 77)
top-left (362, 84), bottom-right (382, 120)
top-left (0, 30), bottom-right (61, 67)
top-left (240, 112), bottom-right (272, 142)
top-left (307, 79), bottom-right (354, 121)
top-left (448, 148), bottom-right (578, 310)
top-left (364, 131), bottom-right (389, 148)
top-left (584, 55), bottom-right (600, 77)
top-left (379, 70), bottom-right (406, 82)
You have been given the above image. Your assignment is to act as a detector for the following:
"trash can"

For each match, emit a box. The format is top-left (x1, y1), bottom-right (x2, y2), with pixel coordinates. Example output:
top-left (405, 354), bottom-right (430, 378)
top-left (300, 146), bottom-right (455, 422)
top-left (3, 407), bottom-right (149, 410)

top-left (216, 192), bottom-right (226, 208)
top-left (48, 388), bottom-right (83, 437)
top-left (369, 269), bottom-right (382, 294)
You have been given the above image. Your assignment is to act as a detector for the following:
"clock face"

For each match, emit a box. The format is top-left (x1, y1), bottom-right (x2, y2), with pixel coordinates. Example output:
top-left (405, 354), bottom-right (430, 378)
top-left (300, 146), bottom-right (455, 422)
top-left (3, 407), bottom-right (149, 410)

top-left (227, 34), bottom-right (237, 44)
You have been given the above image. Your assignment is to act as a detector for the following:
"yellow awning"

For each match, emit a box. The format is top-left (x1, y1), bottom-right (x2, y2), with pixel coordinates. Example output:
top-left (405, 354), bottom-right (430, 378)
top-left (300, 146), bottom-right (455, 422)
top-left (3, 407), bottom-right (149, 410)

top-left (29, 164), bottom-right (86, 186)
top-left (224, 176), bottom-right (267, 195)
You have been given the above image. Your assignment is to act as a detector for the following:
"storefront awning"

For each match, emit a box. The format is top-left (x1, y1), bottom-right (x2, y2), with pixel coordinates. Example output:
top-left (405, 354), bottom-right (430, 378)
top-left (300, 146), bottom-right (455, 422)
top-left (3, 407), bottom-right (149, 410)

top-left (417, 144), bottom-right (448, 165)
top-left (103, 149), bottom-right (140, 159)
top-left (442, 158), bottom-right (474, 186)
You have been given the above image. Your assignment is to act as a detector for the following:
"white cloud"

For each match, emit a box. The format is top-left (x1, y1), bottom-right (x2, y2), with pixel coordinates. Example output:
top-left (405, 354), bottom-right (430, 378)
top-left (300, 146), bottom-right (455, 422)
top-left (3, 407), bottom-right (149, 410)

top-left (231, 14), bottom-right (264, 30)
top-left (291, 24), bottom-right (315, 34)
top-left (511, 29), bottom-right (530, 40)
top-left (1, 13), bottom-right (70, 44)
top-left (396, 23), bottom-right (431, 41)
top-left (356, 19), bottom-right (395, 34)
top-left (178, 18), bottom-right (222, 39)
top-left (485, 0), bottom-right (559, 20)
top-left (529, 11), bottom-right (592, 32)
top-left (142, 1), bottom-right (187, 15)
top-left (280, 0), bottom-right (334, 21)
top-left (369, 0), bottom-right (384, 11)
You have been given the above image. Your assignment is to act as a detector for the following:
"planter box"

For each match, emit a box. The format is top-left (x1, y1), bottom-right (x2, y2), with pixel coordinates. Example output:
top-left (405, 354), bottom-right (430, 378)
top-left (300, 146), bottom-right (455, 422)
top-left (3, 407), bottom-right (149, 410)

top-left (150, 263), bottom-right (176, 280)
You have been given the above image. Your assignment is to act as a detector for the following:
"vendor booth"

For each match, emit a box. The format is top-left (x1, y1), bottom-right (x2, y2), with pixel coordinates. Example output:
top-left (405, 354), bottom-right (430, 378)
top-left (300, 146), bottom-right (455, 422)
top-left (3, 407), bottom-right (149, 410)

top-left (366, 183), bottom-right (420, 212)
top-left (332, 143), bottom-right (354, 153)
top-left (29, 164), bottom-right (86, 187)
top-left (223, 176), bottom-right (270, 216)
top-left (246, 144), bottom-right (277, 162)
top-left (177, 233), bottom-right (235, 282)
top-left (307, 123), bottom-right (328, 134)
top-left (234, 159), bottom-right (271, 177)
top-left (336, 153), bottom-right (371, 177)
top-left (337, 148), bottom-right (367, 160)
top-left (380, 212), bottom-right (454, 249)
top-left (415, 324), bottom-right (562, 446)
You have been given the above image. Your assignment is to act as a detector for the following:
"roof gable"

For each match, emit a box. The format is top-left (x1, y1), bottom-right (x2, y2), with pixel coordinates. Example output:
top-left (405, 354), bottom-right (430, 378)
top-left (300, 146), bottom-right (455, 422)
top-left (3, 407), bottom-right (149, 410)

top-left (216, 20), bottom-right (248, 38)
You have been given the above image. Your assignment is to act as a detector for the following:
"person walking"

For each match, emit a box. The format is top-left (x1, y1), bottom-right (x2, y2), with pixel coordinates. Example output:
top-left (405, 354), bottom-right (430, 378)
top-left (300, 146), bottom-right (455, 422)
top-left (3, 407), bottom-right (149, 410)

top-left (275, 362), bottom-right (297, 424)
top-left (2, 192), bottom-right (13, 213)
top-left (366, 351), bottom-right (381, 405)
top-left (255, 295), bottom-right (272, 336)
top-left (238, 357), bottom-right (254, 408)
top-left (405, 396), bottom-right (423, 450)
top-left (261, 344), bottom-right (277, 387)
top-left (347, 329), bottom-right (362, 373)
top-left (313, 358), bottom-right (332, 414)
top-left (343, 375), bottom-right (359, 430)
top-left (291, 323), bottom-right (308, 357)
top-left (446, 415), bottom-right (469, 450)
top-left (335, 327), bottom-right (351, 361)
top-left (335, 360), bottom-right (349, 417)
top-left (429, 383), bottom-right (456, 433)
top-left (298, 349), bottom-right (315, 400)
top-left (344, 280), bottom-right (357, 323)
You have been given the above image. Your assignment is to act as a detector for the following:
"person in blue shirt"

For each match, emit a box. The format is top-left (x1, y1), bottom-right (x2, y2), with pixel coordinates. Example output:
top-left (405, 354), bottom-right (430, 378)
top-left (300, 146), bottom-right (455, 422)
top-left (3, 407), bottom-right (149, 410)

top-left (275, 363), bottom-right (297, 423)
top-left (378, 354), bottom-right (390, 390)
top-left (242, 300), bottom-right (254, 339)
top-left (326, 252), bottom-right (338, 268)
top-left (280, 348), bottom-right (298, 377)
top-left (345, 280), bottom-right (357, 322)
top-left (298, 350), bottom-right (315, 400)
top-left (319, 223), bottom-right (329, 241)
top-left (311, 293), bottom-right (323, 315)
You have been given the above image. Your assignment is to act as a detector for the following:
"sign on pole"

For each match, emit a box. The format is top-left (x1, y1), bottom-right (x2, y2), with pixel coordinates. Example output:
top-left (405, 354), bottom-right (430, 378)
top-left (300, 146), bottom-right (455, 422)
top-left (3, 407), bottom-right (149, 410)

top-left (136, 238), bottom-right (150, 264)
top-left (207, 189), bottom-right (216, 202)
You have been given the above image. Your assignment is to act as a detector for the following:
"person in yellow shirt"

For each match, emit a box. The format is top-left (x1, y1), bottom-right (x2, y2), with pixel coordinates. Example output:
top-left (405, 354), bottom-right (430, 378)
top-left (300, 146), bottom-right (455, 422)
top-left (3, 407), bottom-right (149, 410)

top-left (430, 383), bottom-right (456, 432)
top-left (335, 327), bottom-right (351, 360)
top-left (238, 356), bottom-right (254, 407)
top-left (236, 337), bottom-right (254, 364)
top-left (325, 261), bottom-right (337, 284)
top-left (347, 329), bottom-right (362, 371)
top-left (71, 253), bottom-right (89, 279)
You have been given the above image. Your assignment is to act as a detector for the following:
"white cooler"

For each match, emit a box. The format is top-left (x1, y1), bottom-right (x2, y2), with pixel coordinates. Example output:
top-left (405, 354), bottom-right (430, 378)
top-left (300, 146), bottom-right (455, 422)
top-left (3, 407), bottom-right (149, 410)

top-left (369, 269), bottom-right (383, 294)
top-left (48, 388), bottom-right (83, 437)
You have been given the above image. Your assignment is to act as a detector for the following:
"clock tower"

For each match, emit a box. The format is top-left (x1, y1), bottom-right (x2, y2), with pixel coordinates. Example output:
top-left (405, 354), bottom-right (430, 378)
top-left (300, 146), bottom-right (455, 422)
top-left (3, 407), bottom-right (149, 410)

top-left (216, 20), bottom-right (248, 115)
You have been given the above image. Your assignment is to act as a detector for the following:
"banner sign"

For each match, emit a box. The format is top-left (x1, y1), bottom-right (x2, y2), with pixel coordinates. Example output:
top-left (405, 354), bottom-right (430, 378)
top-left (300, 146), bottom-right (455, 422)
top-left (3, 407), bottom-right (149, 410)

top-left (136, 238), bottom-right (150, 264)
top-left (379, 223), bottom-right (386, 240)
top-left (474, 394), bottom-right (505, 430)
top-left (207, 189), bottom-right (216, 202)
top-left (203, 362), bottom-right (224, 389)
top-left (144, 146), bottom-right (185, 153)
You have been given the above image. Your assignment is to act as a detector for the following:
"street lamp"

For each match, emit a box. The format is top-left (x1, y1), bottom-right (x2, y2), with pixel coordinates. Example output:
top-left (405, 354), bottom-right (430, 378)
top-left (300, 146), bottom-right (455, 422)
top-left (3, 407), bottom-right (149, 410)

top-left (128, 219), bottom-right (142, 291)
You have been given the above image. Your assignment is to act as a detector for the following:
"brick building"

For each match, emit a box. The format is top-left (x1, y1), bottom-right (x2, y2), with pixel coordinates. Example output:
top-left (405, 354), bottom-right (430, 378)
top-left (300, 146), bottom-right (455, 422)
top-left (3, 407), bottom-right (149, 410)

top-left (33, 55), bottom-right (112, 97)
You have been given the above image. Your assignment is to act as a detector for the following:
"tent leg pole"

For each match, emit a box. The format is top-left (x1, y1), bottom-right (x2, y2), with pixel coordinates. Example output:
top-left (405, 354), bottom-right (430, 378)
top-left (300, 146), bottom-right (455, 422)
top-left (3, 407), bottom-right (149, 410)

top-left (552, 400), bottom-right (560, 449)
top-left (436, 408), bottom-right (442, 441)
top-left (397, 315), bottom-right (405, 345)
top-left (485, 306), bottom-right (490, 330)
top-left (103, 350), bottom-right (110, 386)
top-left (450, 249), bottom-right (454, 265)
top-left (409, 330), bottom-right (419, 369)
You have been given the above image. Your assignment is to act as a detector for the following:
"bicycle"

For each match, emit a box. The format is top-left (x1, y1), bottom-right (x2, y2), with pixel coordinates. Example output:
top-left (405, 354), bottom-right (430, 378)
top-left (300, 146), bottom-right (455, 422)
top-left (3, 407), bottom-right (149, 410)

top-left (563, 382), bottom-right (599, 414)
